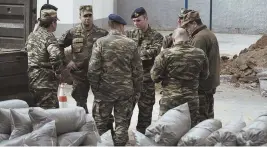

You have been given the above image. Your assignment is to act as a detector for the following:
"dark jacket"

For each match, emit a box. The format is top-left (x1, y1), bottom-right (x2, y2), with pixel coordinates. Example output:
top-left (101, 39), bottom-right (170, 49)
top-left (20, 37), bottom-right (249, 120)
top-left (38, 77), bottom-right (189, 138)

top-left (191, 25), bottom-right (220, 90)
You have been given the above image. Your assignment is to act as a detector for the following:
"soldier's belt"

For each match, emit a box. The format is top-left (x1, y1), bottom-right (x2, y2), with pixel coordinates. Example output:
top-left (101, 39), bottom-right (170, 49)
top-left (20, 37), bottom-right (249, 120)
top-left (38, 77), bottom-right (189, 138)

top-left (142, 59), bottom-right (154, 67)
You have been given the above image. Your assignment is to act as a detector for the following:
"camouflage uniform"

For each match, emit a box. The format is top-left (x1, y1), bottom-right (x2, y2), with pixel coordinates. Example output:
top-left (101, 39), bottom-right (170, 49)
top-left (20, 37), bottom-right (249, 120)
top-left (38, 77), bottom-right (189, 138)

top-left (25, 10), bottom-right (64, 109)
top-left (88, 29), bottom-right (143, 146)
top-left (151, 41), bottom-right (209, 127)
top-left (162, 8), bottom-right (193, 50)
top-left (126, 26), bottom-right (163, 133)
top-left (58, 22), bottom-right (108, 113)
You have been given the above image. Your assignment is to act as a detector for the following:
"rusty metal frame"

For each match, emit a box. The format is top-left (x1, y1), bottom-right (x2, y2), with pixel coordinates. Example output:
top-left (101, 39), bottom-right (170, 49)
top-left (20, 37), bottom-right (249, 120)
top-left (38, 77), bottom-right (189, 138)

top-left (24, 0), bottom-right (37, 43)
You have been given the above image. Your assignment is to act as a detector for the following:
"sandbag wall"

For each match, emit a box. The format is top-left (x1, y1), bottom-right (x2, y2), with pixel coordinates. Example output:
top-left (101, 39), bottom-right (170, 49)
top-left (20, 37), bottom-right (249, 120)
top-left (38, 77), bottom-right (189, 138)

top-left (0, 101), bottom-right (100, 146)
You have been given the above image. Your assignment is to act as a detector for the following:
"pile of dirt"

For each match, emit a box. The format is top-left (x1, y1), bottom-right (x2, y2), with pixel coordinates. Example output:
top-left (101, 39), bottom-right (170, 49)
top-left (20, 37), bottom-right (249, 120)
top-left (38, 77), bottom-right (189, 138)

top-left (221, 35), bottom-right (267, 83)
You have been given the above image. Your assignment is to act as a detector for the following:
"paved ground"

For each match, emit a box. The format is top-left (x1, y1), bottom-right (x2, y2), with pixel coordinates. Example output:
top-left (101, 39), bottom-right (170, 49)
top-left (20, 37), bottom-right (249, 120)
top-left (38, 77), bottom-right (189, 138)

top-left (159, 31), bottom-right (262, 57)
top-left (65, 81), bottom-right (267, 128)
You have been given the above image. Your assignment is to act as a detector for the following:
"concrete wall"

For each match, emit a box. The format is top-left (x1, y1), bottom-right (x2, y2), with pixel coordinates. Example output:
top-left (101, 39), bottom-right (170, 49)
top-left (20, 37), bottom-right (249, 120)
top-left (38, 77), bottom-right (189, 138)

top-left (212, 0), bottom-right (267, 34)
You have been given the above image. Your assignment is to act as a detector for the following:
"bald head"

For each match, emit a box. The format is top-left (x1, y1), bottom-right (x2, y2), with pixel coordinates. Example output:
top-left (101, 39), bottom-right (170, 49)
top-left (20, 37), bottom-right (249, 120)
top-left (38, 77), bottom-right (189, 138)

top-left (172, 28), bottom-right (189, 44)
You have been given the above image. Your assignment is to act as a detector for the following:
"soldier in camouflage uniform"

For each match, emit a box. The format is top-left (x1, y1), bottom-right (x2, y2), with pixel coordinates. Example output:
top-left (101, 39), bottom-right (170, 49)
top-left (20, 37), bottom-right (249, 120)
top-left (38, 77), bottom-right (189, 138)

top-left (181, 11), bottom-right (220, 121)
top-left (126, 7), bottom-right (163, 134)
top-left (151, 28), bottom-right (209, 127)
top-left (25, 9), bottom-right (64, 109)
top-left (162, 8), bottom-right (193, 50)
top-left (88, 14), bottom-right (143, 146)
top-left (58, 5), bottom-right (108, 113)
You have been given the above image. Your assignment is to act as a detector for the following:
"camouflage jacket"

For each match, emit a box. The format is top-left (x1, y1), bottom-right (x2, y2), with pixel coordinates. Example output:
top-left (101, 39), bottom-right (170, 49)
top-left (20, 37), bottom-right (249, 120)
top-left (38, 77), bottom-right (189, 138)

top-left (25, 27), bottom-right (64, 74)
top-left (88, 30), bottom-right (143, 100)
top-left (162, 33), bottom-right (173, 49)
top-left (126, 26), bottom-right (163, 82)
top-left (58, 24), bottom-right (108, 69)
top-left (151, 41), bottom-right (209, 98)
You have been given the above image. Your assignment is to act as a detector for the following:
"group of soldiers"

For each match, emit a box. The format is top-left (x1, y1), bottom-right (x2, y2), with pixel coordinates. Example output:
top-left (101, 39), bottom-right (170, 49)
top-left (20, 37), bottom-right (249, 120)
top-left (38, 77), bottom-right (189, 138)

top-left (24, 3), bottom-right (220, 146)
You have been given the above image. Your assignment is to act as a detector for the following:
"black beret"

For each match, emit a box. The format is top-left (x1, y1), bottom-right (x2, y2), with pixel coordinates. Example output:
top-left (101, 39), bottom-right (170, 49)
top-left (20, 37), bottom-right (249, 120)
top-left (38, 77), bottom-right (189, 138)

top-left (131, 7), bottom-right (147, 18)
top-left (41, 4), bottom-right (58, 11)
top-left (108, 14), bottom-right (127, 25)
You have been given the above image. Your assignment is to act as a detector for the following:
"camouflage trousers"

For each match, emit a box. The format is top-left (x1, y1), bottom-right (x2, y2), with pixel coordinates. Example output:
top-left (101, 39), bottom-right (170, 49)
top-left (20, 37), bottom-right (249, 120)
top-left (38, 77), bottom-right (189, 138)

top-left (198, 88), bottom-right (216, 122)
top-left (132, 82), bottom-right (155, 134)
top-left (159, 97), bottom-right (200, 127)
top-left (28, 68), bottom-right (59, 109)
top-left (71, 70), bottom-right (89, 113)
top-left (92, 95), bottom-right (133, 146)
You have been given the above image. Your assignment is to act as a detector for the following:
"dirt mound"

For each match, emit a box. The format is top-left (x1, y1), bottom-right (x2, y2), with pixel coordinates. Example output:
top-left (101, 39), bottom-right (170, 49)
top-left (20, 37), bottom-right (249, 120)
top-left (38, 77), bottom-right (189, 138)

top-left (221, 35), bottom-right (267, 83)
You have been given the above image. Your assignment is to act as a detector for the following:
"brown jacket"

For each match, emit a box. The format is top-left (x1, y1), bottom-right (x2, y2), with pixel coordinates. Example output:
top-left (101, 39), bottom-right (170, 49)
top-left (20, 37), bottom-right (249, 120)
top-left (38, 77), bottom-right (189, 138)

top-left (190, 25), bottom-right (220, 91)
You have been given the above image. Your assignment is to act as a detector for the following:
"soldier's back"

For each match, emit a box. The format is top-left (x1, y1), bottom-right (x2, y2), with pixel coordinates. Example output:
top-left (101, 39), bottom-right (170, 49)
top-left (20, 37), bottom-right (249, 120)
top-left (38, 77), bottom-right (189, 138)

top-left (95, 32), bottom-right (137, 97)
top-left (162, 42), bottom-right (207, 91)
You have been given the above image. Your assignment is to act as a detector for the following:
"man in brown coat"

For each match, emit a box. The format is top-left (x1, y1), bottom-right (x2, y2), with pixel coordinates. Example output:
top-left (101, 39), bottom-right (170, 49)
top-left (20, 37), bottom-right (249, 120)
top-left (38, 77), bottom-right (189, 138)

top-left (181, 10), bottom-right (220, 121)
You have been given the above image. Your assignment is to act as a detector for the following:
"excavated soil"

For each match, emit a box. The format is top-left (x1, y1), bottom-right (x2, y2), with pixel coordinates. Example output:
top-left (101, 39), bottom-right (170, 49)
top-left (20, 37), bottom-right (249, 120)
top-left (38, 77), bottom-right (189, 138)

top-left (221, 35), bottom-right (267, 83)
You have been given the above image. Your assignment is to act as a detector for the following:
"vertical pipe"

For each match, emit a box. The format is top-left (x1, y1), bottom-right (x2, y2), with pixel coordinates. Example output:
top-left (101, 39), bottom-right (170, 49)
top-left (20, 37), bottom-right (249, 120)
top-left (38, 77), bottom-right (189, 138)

top-left (210, 0), bottom-right (212, 30)
top-left (47, 0), bottom-right (49, 4)
top-left (185, 0), bottom-right (188, 9)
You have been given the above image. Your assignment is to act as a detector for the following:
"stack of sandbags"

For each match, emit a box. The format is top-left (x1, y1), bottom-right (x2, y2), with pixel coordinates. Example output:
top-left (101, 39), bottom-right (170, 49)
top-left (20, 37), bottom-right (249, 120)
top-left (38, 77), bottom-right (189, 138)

top-left (237, 113), bottom-right (267, 146)
top-left (0, 107), bottom-right (100, 146)
top-left (145, 103), bottom-right (191, 146)
top-left (178, 119), bottom-right (222, 146)
top-left (206, 118), bottom-right (246, 146)
top-left (0, 99), bottom-right (29, 109)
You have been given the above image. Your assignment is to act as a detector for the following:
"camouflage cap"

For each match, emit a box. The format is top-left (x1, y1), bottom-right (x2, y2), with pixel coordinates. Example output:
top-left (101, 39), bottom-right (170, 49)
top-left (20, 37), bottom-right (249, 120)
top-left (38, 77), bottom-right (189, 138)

top-left (181, 11), bottom-right (200, 27)
top-left (40, 9), bottom-right (59, 21)
top-left (178, 8), bottom-right (193, 19)
top-left (79, 5), bottom-right (93, 13)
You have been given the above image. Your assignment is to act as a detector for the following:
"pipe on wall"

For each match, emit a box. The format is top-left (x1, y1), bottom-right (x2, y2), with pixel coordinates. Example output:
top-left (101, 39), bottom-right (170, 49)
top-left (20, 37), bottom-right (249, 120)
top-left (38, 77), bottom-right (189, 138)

top-left (210, 0), bottom-right (212, 30)
top-left (47, 0), bottom-right (49, 4)
top-left (185, 0), bottom-right (188, 9)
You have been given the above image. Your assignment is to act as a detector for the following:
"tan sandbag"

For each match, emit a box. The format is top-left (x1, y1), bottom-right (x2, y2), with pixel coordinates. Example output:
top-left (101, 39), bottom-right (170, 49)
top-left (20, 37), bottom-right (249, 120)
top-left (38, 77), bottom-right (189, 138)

top-left (145, 103), bottom-right (191, 146)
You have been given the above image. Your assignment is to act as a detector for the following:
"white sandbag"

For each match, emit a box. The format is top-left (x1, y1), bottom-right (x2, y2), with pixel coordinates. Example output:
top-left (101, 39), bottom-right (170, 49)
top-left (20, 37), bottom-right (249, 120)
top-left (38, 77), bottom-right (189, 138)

top-left (0, 99), bottom-right (29, 109)
top-left (145, 103), bottom-right (191, 146)
top-left (0, 108), bottom-right (36, 134)
top-left (0, 121), bottom-right (57, 146)
top-left (237, 114), bottom-right (267, 146)
top-left (29, 107), bottom-right (86, 135)
top-left (206, 118), bottom-right (246, 146)
top-left (97, 130), bottom-right (114, 146)
top-left (28, 107), bottom-right (53, 130)
top-left (79, 114), bottom-right (100, 146)
top-left (0, 134), bottom-right (9, 142)
top-left (178, 119), bottom-right (222, 146)
top-left (58, 132), bottom-right (88, 146)
top-left (9, 109), bottom-right (32, 140)
top-left (131, 130), bottom-right (157, 146)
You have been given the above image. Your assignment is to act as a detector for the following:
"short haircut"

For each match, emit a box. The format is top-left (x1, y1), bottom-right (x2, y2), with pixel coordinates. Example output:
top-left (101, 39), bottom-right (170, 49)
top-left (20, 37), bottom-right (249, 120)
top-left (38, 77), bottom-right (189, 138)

top-left (108, 20), bottom-right (121, 29)
top-left (41, 4), bottom-right (58, 11)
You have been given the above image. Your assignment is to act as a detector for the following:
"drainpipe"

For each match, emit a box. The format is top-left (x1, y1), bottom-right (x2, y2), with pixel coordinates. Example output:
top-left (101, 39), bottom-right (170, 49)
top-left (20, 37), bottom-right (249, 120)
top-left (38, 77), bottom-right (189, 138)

top-left (47, 0), bottom-right (49, 4)
top-left (185, 0), bottom-right (188, 9)
top-left (210, 0), bottom-right (212, 30)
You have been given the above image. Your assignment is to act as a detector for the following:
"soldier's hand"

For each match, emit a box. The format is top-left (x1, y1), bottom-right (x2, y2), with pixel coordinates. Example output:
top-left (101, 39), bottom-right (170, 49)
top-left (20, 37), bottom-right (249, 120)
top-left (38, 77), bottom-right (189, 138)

top-left (66, 61), bottom-right (78, 70)
top-left (135, 92), bottom-right (141, 101)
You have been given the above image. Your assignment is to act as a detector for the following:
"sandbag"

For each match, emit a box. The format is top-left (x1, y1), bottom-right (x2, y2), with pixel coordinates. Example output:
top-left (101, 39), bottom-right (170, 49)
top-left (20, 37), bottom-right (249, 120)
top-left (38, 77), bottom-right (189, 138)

top-left (145, 103), bottom-right (191, 146)
top-left (237, 114), bottom-right (267, 146)
top-left (0, 120), bottom-right (57, 146)
top-left (9, 109), bottom-right (32, 140)
top-left (0, 99), bottom-right (29, 109)
top-left (0, 134), bottom-right (9, 142)
top-left (206, 118), bottom-right (246, 146)
top-left (29, 107), bottom-right (86, 135)
top-left (97, 130), bottom-right (114, 146)
top-left (58, 132), bottom-right (88, 146)
top-left (28, 107), bottom-right (53, 130)
top-left (0, 108), bottom-right (35, 134)
top-left (131, 130), bottom-right (157, 146)
top-left (178, 119), bottom-right (222, 146)
top-left (79, 114), bottom-right (100, 146)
